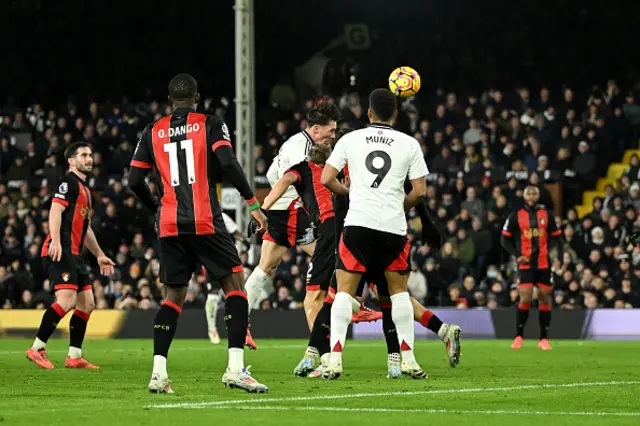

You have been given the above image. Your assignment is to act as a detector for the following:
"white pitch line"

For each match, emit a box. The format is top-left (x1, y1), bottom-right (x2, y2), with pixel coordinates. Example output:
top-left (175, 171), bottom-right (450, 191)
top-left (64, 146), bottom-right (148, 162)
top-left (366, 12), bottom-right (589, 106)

top-left (0, 342), bottom-right (385, 356)
top-left (218, 405), bottom-right (640, 417)
top-left (148, 380), bottom-right (640, 410)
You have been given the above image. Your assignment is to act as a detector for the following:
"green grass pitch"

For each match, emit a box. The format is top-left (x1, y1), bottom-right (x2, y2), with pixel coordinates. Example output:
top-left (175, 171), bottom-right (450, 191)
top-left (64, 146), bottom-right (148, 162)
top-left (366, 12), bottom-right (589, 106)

top-left (1, 338), bottom-right (639, 425)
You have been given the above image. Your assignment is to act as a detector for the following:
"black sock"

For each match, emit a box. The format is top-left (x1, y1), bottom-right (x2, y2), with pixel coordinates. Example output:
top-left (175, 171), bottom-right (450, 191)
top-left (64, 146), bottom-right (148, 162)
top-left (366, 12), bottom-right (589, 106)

top-left (539, 305), bottom-right (551, 339)
top-left (36, 303), bottom-right (67, 344)
top-left (419, 310), bottom-right (444, 336)
top-left (225, 293), bottom-right (248, 349)
top-left (382, 306), bottom-right (400, 354)
top-left (308, 301), bottom-right (332, 356)
top-left (69, 310), bottom-right (90, 349)
top-left (153, 302), bottom-right (181, 357)
top-left (516, 303), bottom-right (530, 338)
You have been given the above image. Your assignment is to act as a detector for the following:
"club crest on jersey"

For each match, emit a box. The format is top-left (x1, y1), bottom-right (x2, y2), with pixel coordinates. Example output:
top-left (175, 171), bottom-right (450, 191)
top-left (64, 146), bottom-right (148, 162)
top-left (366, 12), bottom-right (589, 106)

top-left (59, 182), bottom-right (68, 194)
top-left (62, 272), bottom-right (70, 282)
top-left (540, 217), bottom-right (546, 225)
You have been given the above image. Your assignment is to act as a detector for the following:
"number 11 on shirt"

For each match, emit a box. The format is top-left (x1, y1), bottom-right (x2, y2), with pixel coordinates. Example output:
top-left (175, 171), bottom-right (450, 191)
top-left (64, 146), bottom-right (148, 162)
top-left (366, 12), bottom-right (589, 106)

top-left (164, 139), bottom-right (196, 186)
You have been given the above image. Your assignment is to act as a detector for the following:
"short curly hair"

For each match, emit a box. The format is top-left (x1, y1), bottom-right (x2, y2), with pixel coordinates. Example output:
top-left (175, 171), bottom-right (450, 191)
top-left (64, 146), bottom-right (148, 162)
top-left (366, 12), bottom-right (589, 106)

top-left (307, 101), bottom-right (341, 127)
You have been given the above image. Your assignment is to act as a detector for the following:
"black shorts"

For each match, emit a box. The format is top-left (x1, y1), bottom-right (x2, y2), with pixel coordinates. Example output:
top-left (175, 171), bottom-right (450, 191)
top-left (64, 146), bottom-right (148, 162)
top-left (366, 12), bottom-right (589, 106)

top-left (160, 221), bottom-right (243, 286)
top-left (42, 254), bottom-right (92, 292)
top-left (336, 226), bottom-right (410, 274)
top-left (306, 218), bottom-right (336, 292)
top-left (263, 208), bottom-right (315, 248)
top-left (518, 268), bottom-right (552, 289)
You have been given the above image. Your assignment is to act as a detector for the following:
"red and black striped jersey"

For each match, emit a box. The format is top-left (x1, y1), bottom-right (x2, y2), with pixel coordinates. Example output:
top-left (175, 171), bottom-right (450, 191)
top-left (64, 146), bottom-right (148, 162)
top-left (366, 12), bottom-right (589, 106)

top-left (129, 107), bottom-right (256, 238)
top-left (41, 172), bottom-right (92, 257)
top-left (501, 205), bottom-right (561, 269)
top-left (286, 161), bottom-right (335, 225)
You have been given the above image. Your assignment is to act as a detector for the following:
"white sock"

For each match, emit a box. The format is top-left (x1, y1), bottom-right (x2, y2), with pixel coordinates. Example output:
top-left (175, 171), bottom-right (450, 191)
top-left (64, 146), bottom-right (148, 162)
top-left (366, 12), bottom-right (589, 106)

top-left (245, 267), bottom-right (271, 312)
top-left (68, 346), bottom-right (82, 359)
top-left (153, 355), bottom-right (167, 376)
top-left (31, 338), bottom-right (46, 351)
top-left (437, 323), bottom-right (447, 340)
top-left (329, 292), bottom-right (352, 366)
top-left (205, 293), bottom-right (219, 330)
top-left (228, 348), bottom-right (244, 373)
top-left (391, 292), bottom-right (416, 364)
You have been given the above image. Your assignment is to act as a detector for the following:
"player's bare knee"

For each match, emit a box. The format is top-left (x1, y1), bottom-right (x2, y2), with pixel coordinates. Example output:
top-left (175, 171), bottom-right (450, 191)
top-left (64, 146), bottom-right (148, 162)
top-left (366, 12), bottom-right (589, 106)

top-left (77, 293), bottom-right (95, 313)
top-left (221, 272), bottom-right (245, 294)
top-left (165, 286), bottom-right (187, 306)
top-left (304, 290), bottom-right (325, 307)
top-left (518, 289), bottom-right (533, 304)
top-left (56, 291), bottom-right (77, 312)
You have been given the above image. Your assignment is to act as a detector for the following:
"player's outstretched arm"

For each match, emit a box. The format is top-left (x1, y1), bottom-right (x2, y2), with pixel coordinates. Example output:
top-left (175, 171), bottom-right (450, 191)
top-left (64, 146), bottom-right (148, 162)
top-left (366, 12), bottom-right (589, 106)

top-left (320, 164), bottom-right (349, 195)
top-left (262, 172), bottom-right (298, 210)
top-left (404, 177), bottom-right (427, 211)
top-left (128, 166), bottom-right (159, 213)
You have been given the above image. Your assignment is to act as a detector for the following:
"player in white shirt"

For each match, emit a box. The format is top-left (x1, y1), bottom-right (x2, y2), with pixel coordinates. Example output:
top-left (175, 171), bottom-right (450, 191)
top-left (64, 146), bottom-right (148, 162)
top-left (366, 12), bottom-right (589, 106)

top-left (320, 88), bottom-right (429, 379)
top-left (244, 102), bottom-right (341, 349)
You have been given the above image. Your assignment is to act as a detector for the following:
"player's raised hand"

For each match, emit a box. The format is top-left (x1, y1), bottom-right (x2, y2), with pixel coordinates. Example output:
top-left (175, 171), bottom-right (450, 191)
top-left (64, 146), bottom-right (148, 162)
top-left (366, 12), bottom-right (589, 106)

top-left (48, 240), bottom-right (63, 262)
top-left (97, 255), bottom-right (116, 276)
top-left (250, 209), bottom-right (268, 235)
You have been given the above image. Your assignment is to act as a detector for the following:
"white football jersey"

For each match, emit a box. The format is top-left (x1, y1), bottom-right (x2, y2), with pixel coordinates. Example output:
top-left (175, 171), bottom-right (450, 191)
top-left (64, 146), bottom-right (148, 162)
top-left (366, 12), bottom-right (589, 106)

top-left (266, 130), bottom-right (314, 210)
top-left (326, 124), bottom-right (428, 235)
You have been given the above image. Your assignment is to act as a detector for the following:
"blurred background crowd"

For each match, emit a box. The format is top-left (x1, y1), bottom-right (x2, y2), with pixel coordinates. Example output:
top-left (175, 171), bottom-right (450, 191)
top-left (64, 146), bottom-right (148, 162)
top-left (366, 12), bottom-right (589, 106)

top-left (1, 0), bottom-right (640, 312)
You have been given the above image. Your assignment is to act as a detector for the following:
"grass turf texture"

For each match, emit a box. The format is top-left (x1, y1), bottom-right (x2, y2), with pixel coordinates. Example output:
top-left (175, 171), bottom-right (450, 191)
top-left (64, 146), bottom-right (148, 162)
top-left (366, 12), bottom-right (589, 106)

top-left (0, 339), bottom-right (639, 425)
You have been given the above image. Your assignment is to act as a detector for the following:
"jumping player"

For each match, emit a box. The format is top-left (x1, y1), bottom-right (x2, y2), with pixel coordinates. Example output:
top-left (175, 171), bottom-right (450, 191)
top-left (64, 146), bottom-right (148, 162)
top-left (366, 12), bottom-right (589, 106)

top-left (321, 88), bottom-right (429, 379)
top-left (291, 136), bottom-right (460, 378)
top-left (27, 142), bottom-right (116, 370)
top-left (128, 73), bottom-right (268, 393)
top-left (245, 101), bottom-right (341, 348)
top-left (501, 185), bottom-right (561, 350)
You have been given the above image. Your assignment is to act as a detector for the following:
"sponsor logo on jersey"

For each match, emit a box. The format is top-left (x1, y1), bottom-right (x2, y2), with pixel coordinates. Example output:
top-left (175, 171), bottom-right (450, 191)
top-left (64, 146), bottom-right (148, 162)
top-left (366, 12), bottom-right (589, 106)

top-left (157, 123), bottom-right (200, 139)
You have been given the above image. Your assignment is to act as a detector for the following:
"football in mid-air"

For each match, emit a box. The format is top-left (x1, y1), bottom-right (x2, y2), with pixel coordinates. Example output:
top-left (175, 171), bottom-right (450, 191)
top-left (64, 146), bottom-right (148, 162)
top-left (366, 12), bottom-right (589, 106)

top-left (388, 66), bottom-right (421, 98)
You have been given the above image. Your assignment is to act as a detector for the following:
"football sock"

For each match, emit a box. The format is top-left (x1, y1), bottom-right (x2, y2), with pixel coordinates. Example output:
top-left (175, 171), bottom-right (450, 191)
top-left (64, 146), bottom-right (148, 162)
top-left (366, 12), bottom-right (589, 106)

top-left (308, 301), bottom-right (332, 356)
top-left (391, 292), bottom-right (416, 363)
top-left (69, 309), bottom-right (90, 358)
top-left (153, 300), bottom-right (181, 359)
top-left (225, 291), bottom-right (248, 350)
top-left (245, 267), bottom-right (271, 313)
top-left (329, 292), bottom-right (352, 365)
top-left (33, 302), bottom-right (68, 349)
top-left (205, 293), bottom-right (219, 331)
top-left (418, 309), bottom-right (444, 338)
top-left (381, 304), bottom-right (400, 354)
top-left (516, 302), bottom-right (530, 338)
top-left (539, 303), bottom-right (551, 339)
top-left (152, 355), bottom-right (167, 377)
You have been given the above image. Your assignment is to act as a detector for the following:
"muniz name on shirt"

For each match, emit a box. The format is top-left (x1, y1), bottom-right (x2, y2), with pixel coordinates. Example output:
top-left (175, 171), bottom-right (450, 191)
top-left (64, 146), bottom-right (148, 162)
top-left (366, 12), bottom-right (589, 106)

top-left (366, 135), bottom-right (394, 146)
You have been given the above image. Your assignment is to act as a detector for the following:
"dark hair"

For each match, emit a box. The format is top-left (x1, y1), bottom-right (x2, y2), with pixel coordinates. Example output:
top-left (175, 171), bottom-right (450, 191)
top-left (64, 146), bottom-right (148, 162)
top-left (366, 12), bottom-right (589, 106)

top-left (64, 142), bottom-right (91, 159)
top-left (307, 143), bottom-right (332, 165)
top-left (307, 101), bottom-right (341, 127)
top-left (369, 88), bottom-right (397, 122)
top-left (168, 73), bottom-right (198, 101)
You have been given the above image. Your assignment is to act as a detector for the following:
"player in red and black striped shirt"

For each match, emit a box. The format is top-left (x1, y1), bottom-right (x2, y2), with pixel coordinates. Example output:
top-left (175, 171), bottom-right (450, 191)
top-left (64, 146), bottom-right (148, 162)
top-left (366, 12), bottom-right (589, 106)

top-left (501, 186), bottom-right (562, 351)
top-left (27, 142), bottom-right (116, 370)
top-left (128, 73), bottom-right (268, 394)
top-left (262, 143), bottom-right (337, 326)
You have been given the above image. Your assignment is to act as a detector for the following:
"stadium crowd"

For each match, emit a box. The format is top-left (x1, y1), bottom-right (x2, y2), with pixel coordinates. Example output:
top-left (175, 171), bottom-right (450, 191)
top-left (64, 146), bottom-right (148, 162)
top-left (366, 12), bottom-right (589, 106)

top-left (1, 81), bottom-right (640, 312)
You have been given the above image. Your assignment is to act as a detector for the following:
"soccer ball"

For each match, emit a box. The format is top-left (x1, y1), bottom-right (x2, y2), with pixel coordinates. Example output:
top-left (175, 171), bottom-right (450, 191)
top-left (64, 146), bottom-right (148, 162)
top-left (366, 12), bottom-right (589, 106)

top-left (388, 66), bottom-right (421, 98)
